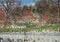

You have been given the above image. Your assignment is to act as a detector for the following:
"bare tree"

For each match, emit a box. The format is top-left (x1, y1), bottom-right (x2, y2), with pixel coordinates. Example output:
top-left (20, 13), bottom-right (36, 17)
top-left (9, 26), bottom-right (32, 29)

top-left (35, 0), bottom-right (59, 23)
top-left (0, 0), bottom-right (21, 28)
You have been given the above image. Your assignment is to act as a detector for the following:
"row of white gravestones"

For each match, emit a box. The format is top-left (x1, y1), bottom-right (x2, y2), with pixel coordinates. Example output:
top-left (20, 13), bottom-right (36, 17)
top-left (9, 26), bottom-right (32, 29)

top-left (0, 36), bottom-right (59, 42)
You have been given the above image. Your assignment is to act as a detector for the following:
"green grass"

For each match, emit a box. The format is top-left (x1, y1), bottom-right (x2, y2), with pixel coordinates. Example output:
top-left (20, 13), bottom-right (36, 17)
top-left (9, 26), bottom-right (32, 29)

top-left (0, 24), bottom-right (59, 32)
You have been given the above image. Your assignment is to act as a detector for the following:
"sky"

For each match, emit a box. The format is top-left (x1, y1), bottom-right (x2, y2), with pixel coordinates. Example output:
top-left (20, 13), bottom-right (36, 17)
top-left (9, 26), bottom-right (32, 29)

top-left (0, 0), bottom-right (36, 6)
top-left (21, 0), bottom-right (36, 5)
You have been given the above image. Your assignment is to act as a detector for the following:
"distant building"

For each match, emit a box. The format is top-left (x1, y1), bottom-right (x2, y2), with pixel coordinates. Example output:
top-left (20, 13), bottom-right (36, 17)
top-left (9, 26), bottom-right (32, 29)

top-left (0, 7), bottom-right (6, 28)
top-left (0, 6), bottom-right (36, 28)
top-left (17, 6), bottom-right (36, 24)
